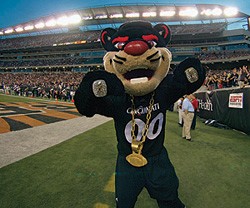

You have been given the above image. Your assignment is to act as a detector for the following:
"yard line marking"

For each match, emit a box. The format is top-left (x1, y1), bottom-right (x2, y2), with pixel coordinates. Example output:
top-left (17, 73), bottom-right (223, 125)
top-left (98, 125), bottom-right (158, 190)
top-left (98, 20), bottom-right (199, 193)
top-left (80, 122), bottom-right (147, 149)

top-left (104, 173), bottom-right (115, 193)
top-left (93, 203), bottom-right (109, 208)
top-left (94, 173), bottom-right (115, 208)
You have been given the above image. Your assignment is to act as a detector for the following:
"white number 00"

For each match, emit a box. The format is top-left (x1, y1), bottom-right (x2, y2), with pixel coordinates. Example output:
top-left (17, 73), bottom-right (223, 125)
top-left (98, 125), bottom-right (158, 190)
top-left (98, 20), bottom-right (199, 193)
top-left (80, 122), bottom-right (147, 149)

top-left (124, 113), bottom-right (164, 143)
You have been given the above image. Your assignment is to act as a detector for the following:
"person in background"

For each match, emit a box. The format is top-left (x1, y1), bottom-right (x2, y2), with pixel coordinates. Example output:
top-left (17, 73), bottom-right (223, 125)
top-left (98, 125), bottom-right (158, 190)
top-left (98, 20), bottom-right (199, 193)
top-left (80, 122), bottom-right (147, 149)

top-left (238, 66), bottom-right (248, 88)
top-left (191, 94), bottom-right (199, 130)
top-left (221, 71), bottom-right (229, 88)
top-left (177, 97), bottom-right (184, 126)
top-left (228, 68), bottom-right (238, 87)
top-left (182, 95), bottom-right (194, 141)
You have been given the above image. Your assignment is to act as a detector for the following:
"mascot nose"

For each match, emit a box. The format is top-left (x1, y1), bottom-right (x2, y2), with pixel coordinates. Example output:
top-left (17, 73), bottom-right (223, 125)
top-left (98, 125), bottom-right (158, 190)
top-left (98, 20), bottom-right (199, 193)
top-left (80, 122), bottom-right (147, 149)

top-left (124, 40), bottom-right (149, 56)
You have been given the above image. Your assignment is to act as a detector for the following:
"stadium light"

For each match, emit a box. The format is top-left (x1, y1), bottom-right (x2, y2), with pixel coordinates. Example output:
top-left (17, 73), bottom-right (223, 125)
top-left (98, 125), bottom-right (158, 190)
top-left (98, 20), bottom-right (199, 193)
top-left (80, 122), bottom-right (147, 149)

top-left (160, 10), bottom-right (176, 17)
top-left (24, 25), bottom-right (34, 30)
top-left (142, 12), bottom-right (157, 17)
top-left (125, 13), bottom-right (140, 18)
top-left (179, 8), bottom-right (198, 17)
top-left (15, 27), bottom-right (24, 32)
top-left (68, 14), bottom-right (82, 24)
top-left (110, 13), bottom-right (123, 18)
top-left (95, 14), bottom-right (108, 19)
top-left (224, 7), bottom-right (238, 17)
top-left (35, 22), bottom-right (45, 29)
top-left (200, 8), bottom-right (223, 16)
top-left (82, 16), bottom-right (93, 20)
top-left (45, 19), bottom-right (57, 27)
top-left (4, 28), bottom-right (14, 34)
top-left (0, 4), bottom-right (246, 36)
top-left (57, 16), bottom-right (69, 26)
top-left (201, 9), bottom-right (213, 16)
top-left (212, 8), bottom-right (223, 16)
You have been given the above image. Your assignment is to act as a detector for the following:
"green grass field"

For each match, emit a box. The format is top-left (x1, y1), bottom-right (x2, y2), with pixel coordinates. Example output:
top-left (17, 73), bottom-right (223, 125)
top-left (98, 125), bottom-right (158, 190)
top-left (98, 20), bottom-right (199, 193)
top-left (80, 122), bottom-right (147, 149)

top-left (0, 93), bottom-right (51, 103)
top-left (0, 94), bottom-right (250, 208)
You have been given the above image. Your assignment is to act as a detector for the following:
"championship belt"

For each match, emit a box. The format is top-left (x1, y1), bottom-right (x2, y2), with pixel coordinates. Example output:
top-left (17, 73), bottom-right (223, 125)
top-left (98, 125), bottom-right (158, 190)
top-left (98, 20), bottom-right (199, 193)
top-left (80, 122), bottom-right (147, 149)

top-left (126, 92), bottom-right (155, 167)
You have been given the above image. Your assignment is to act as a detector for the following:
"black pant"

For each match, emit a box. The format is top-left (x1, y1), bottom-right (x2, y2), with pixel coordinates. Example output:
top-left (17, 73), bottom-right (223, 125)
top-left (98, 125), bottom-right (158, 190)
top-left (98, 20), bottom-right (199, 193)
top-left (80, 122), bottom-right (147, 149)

top-left (115, 148), bottom-right (185, 208)
top-left (191, 110), bottom-right (197, 130)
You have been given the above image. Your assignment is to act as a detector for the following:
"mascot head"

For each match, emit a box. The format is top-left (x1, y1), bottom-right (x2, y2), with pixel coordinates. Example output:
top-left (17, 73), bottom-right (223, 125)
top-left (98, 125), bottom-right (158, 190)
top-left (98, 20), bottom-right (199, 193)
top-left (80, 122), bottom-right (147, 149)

top-left (100, 21), bottom-right (172, 96)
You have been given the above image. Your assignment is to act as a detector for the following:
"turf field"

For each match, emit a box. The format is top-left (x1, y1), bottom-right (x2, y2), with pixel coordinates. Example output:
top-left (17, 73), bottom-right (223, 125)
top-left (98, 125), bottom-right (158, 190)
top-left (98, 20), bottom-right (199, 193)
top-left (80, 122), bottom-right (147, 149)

top-left (0, 94), bottom-right (250, 208)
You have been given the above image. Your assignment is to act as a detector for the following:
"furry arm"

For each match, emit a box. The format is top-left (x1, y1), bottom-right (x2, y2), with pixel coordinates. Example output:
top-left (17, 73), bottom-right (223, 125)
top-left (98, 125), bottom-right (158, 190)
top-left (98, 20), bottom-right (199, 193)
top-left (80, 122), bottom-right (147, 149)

top-left (74, 70), bottom-right (125, 117)
top-left (163, 58), bottom-right (205, 104)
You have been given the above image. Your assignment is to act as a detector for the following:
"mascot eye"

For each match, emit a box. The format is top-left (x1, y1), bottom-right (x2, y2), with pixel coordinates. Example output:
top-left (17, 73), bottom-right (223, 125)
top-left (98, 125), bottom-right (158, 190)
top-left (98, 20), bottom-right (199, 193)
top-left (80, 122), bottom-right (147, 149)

top-left (114, 42), bottom-right (126, 50)
top-left (148, 40), bottom-right (157, 47)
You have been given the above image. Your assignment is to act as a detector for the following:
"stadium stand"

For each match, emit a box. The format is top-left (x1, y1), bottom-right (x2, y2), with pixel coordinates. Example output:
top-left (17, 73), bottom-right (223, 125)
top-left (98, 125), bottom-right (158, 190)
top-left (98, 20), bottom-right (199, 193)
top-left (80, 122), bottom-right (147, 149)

top-left (0, 4), bottom-right (250, 97)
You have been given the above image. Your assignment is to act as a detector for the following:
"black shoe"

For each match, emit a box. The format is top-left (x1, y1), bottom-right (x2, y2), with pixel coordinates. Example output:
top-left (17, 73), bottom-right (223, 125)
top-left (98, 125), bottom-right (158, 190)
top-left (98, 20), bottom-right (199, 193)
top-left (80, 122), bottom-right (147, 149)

top-left (182, 137), bottom-right (186, 139)
top-left (186, 138), bottom-right (192, 142)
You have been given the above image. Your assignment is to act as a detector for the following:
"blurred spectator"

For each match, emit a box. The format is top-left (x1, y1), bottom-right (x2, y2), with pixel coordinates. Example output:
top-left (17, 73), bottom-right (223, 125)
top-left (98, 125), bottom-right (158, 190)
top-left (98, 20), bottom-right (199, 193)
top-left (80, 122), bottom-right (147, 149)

top-left (228, 68), bottom-right (239, 87)
top-left (177, 97), bottom-right (184, 126)
top-left (191, 94), bottom-right (199, 130)
top-left (182, 94), bottom-right (194, 141)
top-left (238, 66), bottom-right (248, 88)
top-left (203, 65), bottom-right (249, 90)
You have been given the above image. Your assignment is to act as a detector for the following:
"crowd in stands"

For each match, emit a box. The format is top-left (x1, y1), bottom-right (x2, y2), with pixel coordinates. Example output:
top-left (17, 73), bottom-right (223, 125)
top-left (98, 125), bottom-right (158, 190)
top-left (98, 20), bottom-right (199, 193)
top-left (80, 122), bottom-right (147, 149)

top-left (197, 50), bottom-right (250, 61)
top-left (0, 31), bottom-right (100, 50)
top-left (1, 49), bottom-right (250, 70)
top-left (204, 65), bottom-right (250, 90)
top-left (171, 22), bottom-right (226, 35)
top-left (0, 57), bottom-right (87, 68)
top-left (0, 64), bottom-right (249, 102)
top-left (0, 71), bottom-right (84, 101)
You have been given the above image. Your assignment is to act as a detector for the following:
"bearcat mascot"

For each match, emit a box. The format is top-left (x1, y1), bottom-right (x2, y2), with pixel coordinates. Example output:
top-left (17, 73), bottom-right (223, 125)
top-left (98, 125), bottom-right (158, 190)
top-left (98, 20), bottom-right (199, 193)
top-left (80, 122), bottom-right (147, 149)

top-left (74, 21), bottom-right (205, 208)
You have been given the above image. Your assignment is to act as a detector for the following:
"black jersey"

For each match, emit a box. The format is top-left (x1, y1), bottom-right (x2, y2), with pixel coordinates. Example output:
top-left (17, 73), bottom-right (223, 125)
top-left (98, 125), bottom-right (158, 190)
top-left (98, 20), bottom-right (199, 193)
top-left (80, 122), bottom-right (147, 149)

top-left (75, 64), bottom-right (205, 157)
top-left (111, 85), bottom-right (171, 157)
top-left (75, 74), bottom-right (183, 158)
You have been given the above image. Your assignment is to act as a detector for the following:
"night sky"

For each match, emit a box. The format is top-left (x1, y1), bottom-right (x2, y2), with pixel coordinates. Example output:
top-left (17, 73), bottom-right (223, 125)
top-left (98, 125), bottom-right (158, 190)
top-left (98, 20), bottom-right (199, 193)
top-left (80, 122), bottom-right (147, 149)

top-left (0, 0), bottom-right (249, 28)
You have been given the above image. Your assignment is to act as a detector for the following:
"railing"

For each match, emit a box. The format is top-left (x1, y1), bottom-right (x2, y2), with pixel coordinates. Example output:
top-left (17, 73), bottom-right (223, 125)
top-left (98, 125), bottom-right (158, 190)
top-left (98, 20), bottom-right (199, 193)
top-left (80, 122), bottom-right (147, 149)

top-left (196, 86), bottom-right (250, 135)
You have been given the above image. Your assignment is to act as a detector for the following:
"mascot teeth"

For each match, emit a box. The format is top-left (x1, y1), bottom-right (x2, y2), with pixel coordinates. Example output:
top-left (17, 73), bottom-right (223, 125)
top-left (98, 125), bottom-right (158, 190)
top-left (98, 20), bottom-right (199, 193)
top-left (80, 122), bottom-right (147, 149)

top-left (130, 77), bottom-right (148, 84)
top-left (123, 69), bottom-right (154, 82)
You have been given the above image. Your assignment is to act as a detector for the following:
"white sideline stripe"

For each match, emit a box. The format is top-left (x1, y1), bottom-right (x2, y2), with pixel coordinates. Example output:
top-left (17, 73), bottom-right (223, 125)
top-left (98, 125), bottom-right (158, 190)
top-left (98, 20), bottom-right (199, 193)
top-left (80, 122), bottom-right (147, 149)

top-left (0, 115), bottom-right (112, 168)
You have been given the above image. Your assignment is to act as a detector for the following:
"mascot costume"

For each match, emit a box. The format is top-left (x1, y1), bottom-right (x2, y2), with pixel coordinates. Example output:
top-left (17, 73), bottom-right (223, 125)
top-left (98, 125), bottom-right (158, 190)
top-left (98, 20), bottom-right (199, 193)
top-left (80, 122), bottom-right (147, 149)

top-left (74, 21), bottom-right (205, 208)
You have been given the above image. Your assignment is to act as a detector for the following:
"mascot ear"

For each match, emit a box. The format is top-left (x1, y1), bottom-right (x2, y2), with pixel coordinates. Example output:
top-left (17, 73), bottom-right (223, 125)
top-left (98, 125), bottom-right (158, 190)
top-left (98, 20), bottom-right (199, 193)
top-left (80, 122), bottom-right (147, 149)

top-left (100, 28), bottom-right (117, 51)
top-left (153, 24), bottom-right (171, 45)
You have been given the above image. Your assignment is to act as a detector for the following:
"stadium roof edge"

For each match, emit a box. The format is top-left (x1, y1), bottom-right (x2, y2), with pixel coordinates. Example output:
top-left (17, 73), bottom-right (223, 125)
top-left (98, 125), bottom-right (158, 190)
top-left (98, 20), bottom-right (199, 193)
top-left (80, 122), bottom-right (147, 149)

top-left (0, 3), bottom-right (249, 37)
